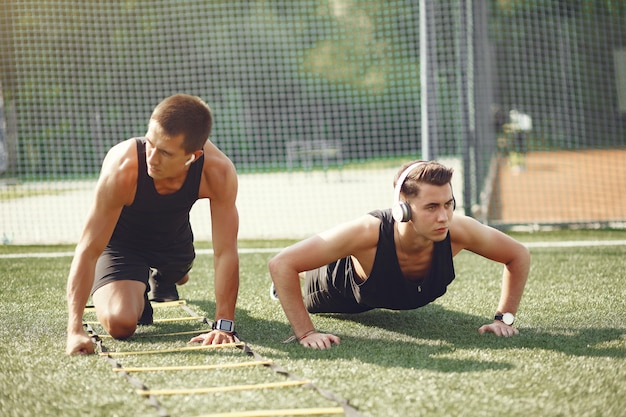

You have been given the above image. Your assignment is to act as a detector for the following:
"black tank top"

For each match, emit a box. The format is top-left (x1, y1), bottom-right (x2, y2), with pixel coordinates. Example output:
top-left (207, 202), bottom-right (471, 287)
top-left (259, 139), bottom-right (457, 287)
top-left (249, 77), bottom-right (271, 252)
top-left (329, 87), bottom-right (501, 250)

top-left (108, 137), bottom-right (203, 255)
top-left (354, 209), bottom-right (456, 309)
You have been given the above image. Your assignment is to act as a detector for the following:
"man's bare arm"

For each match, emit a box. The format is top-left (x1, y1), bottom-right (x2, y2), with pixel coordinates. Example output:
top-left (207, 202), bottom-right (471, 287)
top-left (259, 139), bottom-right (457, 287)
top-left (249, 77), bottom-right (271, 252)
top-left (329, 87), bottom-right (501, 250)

top-left (451, 215), bottom-right (530, 336)
top-left (268, 215), bottom-right (380, 349)
top-left (66, 141), bottom-right (136, 354)
top-left (189, 146), bottom-right (240, 345)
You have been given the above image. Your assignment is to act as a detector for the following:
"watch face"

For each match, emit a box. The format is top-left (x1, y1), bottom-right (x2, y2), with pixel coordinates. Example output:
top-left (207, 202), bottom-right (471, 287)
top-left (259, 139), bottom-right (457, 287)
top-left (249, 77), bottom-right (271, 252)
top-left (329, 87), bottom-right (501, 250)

top-left (502, 312), bottom-right (515, 325)
top-left (217, 319), bottom-right (234, 332)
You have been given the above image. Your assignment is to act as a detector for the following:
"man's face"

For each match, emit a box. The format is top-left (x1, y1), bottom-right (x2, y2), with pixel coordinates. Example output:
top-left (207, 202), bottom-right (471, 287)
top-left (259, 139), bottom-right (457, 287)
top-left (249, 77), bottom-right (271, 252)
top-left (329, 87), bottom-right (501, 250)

top-left (406, 183), bottom-right (455, 241)
top-left (145, 120), bottom-right (191, 180)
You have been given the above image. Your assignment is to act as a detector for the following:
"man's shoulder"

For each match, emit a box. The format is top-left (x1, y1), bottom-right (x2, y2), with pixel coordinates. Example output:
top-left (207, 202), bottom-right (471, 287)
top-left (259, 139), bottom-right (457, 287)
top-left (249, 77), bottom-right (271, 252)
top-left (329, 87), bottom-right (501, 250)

top-left (202, 141), bottom-right (234, 167)
top-left (201, 142), bottom-right (237, 181)
top-left (100, 138), bottom-right (139, 188)
top-left (449, 214), bottom-right (491, 252)
top-left (104, 138), bottom-right (139, 162)
top-left (198, 142), bottom-right (237, 200)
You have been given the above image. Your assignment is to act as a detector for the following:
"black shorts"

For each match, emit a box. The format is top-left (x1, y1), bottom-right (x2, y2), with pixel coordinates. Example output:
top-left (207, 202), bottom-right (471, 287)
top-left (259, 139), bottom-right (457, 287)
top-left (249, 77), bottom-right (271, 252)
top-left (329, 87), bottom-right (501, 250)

top-left (304, 257), bottom-right (373, 314)
top-left (92, 245), bottom-right (194, 295)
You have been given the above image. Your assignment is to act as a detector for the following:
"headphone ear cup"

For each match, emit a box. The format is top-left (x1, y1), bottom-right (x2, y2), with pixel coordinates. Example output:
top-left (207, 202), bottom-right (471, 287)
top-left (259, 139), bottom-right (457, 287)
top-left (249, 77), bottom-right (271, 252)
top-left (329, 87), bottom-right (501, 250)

top-left (392, 201), bottom-right (411, 222)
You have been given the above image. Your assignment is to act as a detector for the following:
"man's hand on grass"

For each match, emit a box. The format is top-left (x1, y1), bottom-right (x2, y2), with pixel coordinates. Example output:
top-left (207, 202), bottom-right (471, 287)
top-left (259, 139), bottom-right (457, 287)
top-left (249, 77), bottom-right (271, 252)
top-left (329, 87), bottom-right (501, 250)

top-left (298, 332), bottom-right (340, 349)
top-left (66, 331), bottom-right (95, 355)
top-left (188, 330), bottom-right (237, 345)
top-left (478, 321), bottom-right (519, 337)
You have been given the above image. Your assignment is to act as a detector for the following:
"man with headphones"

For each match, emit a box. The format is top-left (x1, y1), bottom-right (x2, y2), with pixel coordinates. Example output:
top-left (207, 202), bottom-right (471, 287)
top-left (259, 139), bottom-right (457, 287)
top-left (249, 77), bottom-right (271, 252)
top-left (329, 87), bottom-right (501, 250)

top-left (66, 94), bottom-right (240, 354)
top-left (268, 160), bottom-right (530, 349)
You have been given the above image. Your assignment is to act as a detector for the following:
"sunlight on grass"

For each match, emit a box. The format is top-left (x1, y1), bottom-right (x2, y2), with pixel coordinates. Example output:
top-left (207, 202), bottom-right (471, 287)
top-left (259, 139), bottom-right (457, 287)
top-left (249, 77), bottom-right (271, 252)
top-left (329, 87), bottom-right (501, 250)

top-left (1, 231), bottom-right (625, 417)
top-left (0, 186), bottom-right (70, 201)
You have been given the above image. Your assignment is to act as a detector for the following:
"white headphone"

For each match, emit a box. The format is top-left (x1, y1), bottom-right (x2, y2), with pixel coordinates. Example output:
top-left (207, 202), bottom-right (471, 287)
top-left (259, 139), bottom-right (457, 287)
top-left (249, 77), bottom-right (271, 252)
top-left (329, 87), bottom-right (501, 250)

top-left (391, 162), bottom-right (426, 223)
top-left (184, 154), bottom-right (196, 166)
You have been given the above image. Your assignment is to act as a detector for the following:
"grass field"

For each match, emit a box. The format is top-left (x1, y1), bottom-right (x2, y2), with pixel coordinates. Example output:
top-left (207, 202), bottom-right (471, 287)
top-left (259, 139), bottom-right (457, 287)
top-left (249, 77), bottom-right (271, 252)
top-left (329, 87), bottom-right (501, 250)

top-left (1, 230), bottom-right (625, 417)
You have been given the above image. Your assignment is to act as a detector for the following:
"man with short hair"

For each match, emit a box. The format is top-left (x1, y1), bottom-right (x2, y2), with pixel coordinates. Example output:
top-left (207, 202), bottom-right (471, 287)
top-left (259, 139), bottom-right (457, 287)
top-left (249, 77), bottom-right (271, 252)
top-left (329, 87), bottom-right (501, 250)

top-left (66, 94), bottom-right (240, 355)
top-left (269, 160), bottom-right (530, 349)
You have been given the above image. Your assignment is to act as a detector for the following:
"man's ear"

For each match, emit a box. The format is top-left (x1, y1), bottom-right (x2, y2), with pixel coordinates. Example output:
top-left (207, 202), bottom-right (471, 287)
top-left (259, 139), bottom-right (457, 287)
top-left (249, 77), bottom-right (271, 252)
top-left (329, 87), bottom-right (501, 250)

top-left (185, 150), bottom-right (203, 166)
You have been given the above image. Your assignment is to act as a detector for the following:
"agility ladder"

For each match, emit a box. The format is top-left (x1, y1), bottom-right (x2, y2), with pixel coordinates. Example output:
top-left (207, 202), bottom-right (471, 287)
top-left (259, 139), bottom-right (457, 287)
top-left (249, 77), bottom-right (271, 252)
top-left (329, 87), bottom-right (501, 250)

top-left (84, 300), bottom-right (363, 417)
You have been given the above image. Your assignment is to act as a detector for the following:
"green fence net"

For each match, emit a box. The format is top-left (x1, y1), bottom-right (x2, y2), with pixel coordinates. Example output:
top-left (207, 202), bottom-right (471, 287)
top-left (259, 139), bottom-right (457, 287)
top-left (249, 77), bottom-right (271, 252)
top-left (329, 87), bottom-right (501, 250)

top-left (1, 1), bottom-right (625, 244)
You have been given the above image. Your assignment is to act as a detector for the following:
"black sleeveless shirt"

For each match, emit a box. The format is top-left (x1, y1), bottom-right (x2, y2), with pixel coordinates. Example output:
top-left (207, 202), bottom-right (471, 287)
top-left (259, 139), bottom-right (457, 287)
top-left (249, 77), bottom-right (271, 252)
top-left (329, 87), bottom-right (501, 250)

top-left (108, 138), bottom-right (203, 256)
top-left (354, 209), bottom-right (456, 309)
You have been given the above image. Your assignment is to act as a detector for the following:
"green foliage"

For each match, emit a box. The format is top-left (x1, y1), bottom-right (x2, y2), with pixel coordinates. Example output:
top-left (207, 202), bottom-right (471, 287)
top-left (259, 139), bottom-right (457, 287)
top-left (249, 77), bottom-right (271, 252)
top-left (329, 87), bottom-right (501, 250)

top-left (3, 0), bottom-right (623, 177)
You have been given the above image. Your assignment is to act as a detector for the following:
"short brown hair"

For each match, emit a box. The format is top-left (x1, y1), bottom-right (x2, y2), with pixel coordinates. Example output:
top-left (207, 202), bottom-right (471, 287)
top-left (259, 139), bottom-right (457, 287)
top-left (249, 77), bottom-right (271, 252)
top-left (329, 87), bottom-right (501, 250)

top-left (150, 94), bottom-right (213, 153)
top-left (393, 160), bottom-right (454, 199)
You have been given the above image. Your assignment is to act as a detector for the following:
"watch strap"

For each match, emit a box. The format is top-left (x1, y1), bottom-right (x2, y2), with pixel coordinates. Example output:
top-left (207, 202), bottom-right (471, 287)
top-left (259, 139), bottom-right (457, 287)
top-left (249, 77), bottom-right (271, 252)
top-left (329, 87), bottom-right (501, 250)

top-left (494, 312), bottom-right (515, 325)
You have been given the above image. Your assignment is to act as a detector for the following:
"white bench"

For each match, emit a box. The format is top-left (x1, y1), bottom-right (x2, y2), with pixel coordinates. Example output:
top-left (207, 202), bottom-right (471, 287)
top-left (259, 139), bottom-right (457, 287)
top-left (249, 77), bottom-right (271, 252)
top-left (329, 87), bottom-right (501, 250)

top-left (285, 139), bottom-right (342, 172)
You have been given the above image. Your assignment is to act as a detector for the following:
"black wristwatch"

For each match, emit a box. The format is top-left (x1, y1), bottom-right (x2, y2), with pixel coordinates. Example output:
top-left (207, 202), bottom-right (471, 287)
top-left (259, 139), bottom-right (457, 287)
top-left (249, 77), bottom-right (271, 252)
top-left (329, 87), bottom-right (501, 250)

top-left (494, 312), bottom-right (515, 325)
top-left (212, 319), bottom-right (235, 333)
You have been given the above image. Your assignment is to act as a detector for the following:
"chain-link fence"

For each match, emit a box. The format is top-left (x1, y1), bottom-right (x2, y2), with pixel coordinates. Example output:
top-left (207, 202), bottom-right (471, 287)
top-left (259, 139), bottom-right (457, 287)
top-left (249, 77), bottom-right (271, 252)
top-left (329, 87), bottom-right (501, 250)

top-left (1, 1), bottom-right (625, 243)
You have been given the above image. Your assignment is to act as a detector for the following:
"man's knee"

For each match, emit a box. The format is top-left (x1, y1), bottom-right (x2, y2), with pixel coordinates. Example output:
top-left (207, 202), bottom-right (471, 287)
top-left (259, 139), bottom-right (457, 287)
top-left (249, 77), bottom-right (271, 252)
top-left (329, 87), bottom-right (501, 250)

top-left (92, 279), bottom-right (147, 339)
top-left (98, 310), bottom-right (138, 340)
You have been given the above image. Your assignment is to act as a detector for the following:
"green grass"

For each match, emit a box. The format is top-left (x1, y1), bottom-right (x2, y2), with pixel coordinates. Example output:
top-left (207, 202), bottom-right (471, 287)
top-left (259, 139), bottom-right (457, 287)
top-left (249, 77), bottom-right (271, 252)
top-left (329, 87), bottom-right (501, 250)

top-left (0, 187), bottom-right (71, 201)
top-left (1, 230), bottom-right (625, 417)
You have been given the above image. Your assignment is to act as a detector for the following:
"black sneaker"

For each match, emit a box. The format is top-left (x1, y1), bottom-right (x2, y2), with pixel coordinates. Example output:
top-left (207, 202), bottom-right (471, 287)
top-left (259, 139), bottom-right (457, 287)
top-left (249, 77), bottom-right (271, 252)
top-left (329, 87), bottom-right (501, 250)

top-left (149, 269), bottom-right (180, 302)
top-left (138, 290), bottom-right (153, 325)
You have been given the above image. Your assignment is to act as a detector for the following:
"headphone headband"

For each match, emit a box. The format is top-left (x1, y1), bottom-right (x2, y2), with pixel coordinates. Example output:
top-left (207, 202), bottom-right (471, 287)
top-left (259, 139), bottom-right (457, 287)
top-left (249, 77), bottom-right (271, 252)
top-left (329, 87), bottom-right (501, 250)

top-left (393, 161), bottom-right (426, 204)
